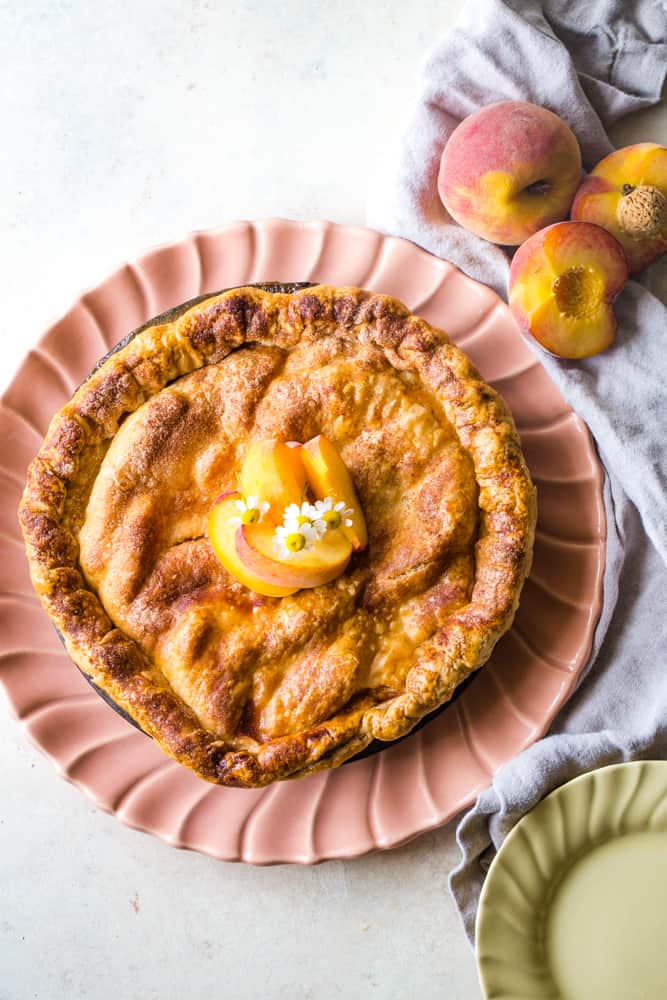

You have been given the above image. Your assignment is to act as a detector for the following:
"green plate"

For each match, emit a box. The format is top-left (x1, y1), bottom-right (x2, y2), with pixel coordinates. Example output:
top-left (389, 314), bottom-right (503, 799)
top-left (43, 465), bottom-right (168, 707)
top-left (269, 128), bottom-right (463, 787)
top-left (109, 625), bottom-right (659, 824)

top-left (476, 761), bottom-right (667, 999)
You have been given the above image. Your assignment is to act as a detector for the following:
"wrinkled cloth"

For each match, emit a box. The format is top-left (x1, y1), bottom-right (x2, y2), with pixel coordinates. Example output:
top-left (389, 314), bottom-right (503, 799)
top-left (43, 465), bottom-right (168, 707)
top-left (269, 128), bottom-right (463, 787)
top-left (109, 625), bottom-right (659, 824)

top-left (367, 0), bottom-right (667, 944)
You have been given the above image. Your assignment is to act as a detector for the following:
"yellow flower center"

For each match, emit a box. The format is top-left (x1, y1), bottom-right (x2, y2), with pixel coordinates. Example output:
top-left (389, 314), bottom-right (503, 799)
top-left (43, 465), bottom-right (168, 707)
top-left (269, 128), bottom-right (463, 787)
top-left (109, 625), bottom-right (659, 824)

top-left (285, 531), bottom-right (306, 552)
top-left (297, 514), bottom-right (311, 526)
top-left (241, 508), bottom-right (260, 524)
top-left (323, 509), bottom-right (342, 529)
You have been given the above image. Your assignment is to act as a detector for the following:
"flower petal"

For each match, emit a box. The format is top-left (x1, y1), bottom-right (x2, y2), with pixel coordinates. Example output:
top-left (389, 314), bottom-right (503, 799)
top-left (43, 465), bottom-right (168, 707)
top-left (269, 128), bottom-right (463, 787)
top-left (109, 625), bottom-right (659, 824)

top-left (300, 524), bottom-right (317, 543)
top-left (235, 499), bottom-right (247, 512)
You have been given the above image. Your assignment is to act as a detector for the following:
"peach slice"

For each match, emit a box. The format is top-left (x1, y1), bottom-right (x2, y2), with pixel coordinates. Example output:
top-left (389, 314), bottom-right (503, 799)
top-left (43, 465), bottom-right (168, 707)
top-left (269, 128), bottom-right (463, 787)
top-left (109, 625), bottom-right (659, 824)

top-left (571, 143), bottom-right (667, 273)
top-left (208, 492), bottom-right (297, 597)
top-left (239, 439), bottom-right (307, 523)
top-left (509, 221), bottom-right (628, 359)
top-left (236, 519), bottom-right (352, 590)
top-left (302, 435), bottom-right (368, 551)
top-left (438, 101), bottom-right (582, 246)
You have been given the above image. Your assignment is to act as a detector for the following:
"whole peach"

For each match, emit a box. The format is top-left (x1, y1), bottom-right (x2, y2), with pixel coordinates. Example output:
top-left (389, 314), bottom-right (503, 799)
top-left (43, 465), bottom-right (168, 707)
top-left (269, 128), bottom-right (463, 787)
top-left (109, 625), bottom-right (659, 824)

top-left (438, 101), bottom-right (582, 245)
top-left (509, 221), bottom-right (628, 359)
top-left (571, 143), bottom-right (667, 273)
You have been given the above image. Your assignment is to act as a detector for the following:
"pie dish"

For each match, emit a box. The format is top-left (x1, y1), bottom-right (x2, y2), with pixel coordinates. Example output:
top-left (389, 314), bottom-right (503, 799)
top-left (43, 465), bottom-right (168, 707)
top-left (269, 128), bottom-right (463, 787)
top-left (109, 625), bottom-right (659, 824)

top-left (19, 282), bottom-right (537, 788)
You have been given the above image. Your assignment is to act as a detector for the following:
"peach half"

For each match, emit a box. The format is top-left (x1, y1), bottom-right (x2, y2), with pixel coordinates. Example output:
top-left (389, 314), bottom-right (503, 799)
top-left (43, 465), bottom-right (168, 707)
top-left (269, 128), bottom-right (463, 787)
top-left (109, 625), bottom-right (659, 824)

top-left (438, 101), bottom-right (582, 246)
top-left (208, 492), bottom-right (298, 598)
top-left (239, 439), bottom-right (306, 523)
top-left (302, 435), bottom-right (368, 551)
top-left (571, 143), bottom-right (667, 273)
top-left (509, 221), bottom-right (628, 359)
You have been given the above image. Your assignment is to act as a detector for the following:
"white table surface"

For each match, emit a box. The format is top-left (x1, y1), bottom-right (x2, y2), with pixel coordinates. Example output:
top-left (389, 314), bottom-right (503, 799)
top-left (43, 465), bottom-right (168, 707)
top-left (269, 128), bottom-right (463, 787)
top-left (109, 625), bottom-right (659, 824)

top-left (1, 3), bottom-right (665, 999)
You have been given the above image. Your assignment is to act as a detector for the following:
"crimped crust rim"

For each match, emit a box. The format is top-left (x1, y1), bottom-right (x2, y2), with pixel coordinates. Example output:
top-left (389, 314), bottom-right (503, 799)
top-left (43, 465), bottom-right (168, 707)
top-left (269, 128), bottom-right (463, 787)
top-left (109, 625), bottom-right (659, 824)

top-left (19, 284), bottom-right (536, 787)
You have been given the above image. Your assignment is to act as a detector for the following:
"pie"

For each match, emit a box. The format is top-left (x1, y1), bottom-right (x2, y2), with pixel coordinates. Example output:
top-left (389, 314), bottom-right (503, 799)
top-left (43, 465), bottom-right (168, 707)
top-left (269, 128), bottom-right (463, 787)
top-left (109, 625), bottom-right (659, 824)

top-left (19, 284), bottom-right (536, 787)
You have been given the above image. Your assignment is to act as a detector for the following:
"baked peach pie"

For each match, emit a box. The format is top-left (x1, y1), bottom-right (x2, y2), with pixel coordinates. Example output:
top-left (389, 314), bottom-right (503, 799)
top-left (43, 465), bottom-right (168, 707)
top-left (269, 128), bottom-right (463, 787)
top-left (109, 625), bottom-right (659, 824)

top-left (19, 284), bottom-right (536, 787)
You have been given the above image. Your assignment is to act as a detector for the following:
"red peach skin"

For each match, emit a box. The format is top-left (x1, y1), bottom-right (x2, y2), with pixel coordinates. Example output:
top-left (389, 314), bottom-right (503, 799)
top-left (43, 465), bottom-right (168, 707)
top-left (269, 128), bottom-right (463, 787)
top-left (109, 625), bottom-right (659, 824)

top-left (439, 101), bottom-right (582, 246)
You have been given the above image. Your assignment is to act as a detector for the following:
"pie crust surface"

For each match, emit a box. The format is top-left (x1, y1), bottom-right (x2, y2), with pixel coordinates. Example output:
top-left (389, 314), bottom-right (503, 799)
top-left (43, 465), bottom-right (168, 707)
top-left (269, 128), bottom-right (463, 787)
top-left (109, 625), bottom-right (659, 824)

top-left (20, 285), bottom-right (536, 787)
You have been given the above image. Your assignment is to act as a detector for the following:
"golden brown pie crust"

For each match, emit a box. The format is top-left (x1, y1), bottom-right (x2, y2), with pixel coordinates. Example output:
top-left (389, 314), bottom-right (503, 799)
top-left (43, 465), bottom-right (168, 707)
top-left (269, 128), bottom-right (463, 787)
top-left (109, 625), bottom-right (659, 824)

top-left (19, 285), bottom-right (536, 787)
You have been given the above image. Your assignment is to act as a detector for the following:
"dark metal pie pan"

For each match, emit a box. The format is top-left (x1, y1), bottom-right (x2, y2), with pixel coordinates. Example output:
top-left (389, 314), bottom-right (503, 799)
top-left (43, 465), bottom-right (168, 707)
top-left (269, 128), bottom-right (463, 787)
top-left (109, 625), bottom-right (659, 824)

top-left (65, 282), bottom-right (457, 768)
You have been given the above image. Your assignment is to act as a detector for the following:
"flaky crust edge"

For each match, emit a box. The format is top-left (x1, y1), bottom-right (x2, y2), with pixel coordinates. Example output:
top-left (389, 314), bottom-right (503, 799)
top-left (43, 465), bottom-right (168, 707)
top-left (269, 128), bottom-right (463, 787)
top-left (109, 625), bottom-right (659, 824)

top-left (19, 285), bottom-right (536, 787)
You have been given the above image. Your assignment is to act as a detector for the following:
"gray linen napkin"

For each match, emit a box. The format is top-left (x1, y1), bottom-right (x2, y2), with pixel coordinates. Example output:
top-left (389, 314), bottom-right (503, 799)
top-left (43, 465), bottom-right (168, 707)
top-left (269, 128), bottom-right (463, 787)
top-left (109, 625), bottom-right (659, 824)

top-left (367, 0), bottom-right (667, 943)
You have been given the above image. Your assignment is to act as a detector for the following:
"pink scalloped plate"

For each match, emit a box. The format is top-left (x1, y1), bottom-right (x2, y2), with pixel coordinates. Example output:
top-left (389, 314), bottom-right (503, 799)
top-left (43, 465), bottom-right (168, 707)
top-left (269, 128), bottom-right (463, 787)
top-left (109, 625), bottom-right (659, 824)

top-left (0, 220), bottom-right (605, 864)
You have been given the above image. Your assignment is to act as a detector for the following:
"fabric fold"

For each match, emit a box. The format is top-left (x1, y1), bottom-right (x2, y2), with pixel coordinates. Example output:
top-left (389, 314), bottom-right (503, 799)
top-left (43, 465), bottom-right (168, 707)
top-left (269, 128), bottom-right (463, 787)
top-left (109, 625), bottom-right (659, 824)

top-left (366, 0), bottom-right (667, 944)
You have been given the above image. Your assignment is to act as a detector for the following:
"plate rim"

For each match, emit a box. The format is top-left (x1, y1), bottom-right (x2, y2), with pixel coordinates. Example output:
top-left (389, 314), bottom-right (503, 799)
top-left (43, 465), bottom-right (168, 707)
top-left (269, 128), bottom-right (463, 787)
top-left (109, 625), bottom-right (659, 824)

top-left (475, 759), bottom-right (667, 996)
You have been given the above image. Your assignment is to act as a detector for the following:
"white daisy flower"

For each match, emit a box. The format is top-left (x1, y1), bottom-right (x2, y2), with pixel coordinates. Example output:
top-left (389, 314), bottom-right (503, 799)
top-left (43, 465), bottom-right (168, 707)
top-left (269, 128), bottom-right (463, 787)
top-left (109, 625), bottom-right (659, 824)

top-left (282, 500), bottom-right (326, 539)
top-left (283, 500), bottom-right (317, 525)
top-left (228, 495), bottom-right (270, 527)
top-left (312, 496), bottom-right (354, 531)
top-left (274, 521), bottom-right (317, 557)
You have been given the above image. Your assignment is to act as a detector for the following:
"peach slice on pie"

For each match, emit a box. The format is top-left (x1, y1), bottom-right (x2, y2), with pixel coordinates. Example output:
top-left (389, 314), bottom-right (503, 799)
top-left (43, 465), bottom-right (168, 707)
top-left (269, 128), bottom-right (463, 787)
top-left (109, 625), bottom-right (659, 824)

top-left (209, 436), bottom-right (357, 594)
top-left (235, 517), bottom-right (352, 590)
top-left (208, 492), bottom-right (298, 597)
top-left (239, 439), bottom-right (307, 523)
top-left (302, 435), bottom-right (368, 551)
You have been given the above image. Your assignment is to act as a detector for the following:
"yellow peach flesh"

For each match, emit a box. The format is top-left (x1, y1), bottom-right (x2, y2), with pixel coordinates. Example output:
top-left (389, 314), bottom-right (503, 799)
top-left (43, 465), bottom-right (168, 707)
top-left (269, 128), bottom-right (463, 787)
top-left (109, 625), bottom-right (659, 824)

top-left (301, 435), bottom-right (368, 551)
top-left (239, 440), bottom-right (307, 523)
top-left (509, 221), bottom-right (628, 359)
top-left (208, 493), bottom-right (297, 598)
top-left (211, 436), bottom-right (363, 594)
top-left (528, 297), bottom-right (616, 358)
top-left (236, 520), bottom-right (351, 589)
